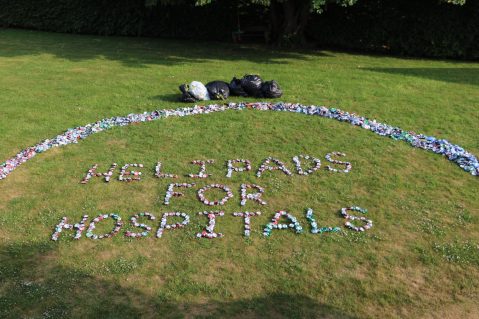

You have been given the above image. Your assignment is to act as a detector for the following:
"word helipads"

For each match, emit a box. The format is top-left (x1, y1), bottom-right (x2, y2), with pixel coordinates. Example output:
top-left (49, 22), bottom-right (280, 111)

top-left (80, 153), bottom-right (352, 184)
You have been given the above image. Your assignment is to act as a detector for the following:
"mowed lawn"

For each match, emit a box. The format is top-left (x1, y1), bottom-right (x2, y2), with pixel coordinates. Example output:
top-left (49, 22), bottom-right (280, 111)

top-left (0, 28), bottom-right (479, 318)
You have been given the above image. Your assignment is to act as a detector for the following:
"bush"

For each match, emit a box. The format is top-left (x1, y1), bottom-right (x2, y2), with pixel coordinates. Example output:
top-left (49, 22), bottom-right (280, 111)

top-left (309, 0), bottom-right (479, 59)
top-left (0, 0), bottom-right (477, 59)
top-left (0, 0), bottom-right (236, 39)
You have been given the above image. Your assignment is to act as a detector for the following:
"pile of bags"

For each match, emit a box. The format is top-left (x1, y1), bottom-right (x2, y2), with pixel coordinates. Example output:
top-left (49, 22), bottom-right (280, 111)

top-left (179, 74), bottom-right (282, 102)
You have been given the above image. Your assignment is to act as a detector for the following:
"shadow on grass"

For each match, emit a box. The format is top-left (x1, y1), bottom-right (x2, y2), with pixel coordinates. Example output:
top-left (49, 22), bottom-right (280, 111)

top-left (0, 241), bottom-right (359, 318)
top-left (363, 68), bottom-right (479, 86)
top-left (0, 28), bottom-right (333, 68)
top-left (150, 93), bottom-right (181, 103)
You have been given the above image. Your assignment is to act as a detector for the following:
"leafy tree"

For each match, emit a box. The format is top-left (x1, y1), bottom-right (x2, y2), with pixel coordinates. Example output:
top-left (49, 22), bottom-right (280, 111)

top-left (148, 0), bottom-right (467, 47)
top-left (268, 0), bottom-right (359, 46)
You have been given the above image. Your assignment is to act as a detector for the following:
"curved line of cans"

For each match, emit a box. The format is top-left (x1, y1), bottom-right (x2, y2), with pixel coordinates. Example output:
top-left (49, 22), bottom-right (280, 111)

top-left (1, 102), bottom-right (478, 180)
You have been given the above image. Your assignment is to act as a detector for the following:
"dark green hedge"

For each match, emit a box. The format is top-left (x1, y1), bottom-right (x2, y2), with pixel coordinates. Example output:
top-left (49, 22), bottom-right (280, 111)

top-left (0, 0), bottom-right (478, 59)
top-left (0, 0), bottom-right (237, 39)
top-left (309, 0), bottom-right (479, 59)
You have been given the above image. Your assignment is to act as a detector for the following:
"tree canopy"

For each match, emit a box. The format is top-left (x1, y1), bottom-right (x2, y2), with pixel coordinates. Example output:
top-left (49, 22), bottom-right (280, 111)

top-left (147, 0), bottom-right (467, 46)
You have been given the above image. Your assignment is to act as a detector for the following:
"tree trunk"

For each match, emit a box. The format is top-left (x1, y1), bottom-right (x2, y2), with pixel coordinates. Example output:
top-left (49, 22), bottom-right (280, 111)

top-left (269, 0), bottom-right (312, 47)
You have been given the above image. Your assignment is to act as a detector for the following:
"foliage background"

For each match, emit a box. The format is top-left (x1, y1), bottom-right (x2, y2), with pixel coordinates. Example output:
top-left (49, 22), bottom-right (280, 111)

top-left (0, 0), bottom-right (477, 59)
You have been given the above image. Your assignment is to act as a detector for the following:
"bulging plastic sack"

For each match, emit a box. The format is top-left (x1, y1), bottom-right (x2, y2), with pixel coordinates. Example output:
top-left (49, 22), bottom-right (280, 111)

top-left (240, 74), bottom-right (263, 97)
top-left (179, 84), bottom-right (197, 102)
top-left (229, 77), bottom-right (248, 97)
top-left (189, 81), bottom-right (210, 101)
top-left (205, 81), bottom-right (230, 100)
top-left (261, 80), bottom-right (283, 98)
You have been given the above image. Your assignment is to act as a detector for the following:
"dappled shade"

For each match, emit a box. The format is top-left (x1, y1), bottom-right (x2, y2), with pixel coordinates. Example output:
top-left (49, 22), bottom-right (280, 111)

top-left (0, 29), bottom-right (332, 68)
top-left (0, 241), bottom-right (358, 318)
top-left (363, 68), bottom-right (479, 86)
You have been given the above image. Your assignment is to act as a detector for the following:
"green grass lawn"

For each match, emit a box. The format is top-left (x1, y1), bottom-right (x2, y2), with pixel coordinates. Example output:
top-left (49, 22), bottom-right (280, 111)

top-left (0, 28), bottom-right (478, 318)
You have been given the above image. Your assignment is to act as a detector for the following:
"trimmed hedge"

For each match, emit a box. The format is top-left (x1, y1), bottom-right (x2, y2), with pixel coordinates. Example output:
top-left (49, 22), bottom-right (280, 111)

top-left (0, 0), bottom-right (477, 59)
top-left (0, 0), bottom-right (237, 40)
top-left (310, 0), bottom-right (479, 59)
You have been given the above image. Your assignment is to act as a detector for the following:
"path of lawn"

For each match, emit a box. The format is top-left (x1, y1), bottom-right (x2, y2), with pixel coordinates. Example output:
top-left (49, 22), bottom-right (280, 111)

top-left (0, 28), bottom-right (478, 318)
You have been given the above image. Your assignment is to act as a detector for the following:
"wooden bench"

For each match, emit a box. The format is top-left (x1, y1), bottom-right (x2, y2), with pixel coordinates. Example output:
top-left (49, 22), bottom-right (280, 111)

top-left (232, 26), bottom-right (270, 43)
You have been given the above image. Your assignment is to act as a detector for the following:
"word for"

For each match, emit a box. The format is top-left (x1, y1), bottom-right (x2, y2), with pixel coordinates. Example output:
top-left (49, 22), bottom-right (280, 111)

top-left (51, 207), bottom-right (373, 241)
top-left (163, 183), bottom-right (265, 207)
top-left (80, 153), bottom-right (352, 184)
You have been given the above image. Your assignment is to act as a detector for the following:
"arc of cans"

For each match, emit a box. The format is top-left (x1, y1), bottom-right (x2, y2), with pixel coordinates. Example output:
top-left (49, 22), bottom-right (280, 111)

top-left (1, 102), bottom-right (478, 180)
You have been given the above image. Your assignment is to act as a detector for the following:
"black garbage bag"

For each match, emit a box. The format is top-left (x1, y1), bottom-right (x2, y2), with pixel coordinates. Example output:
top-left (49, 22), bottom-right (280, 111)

top-left (179, 84), bottom-right (197, 103)
top-left (229, 77), bottom-right (248, 97)
top-left (241, 74), bottom-right (263, 97)
top-left (205, 81), bottom-right (230, 100)
top-left (261, 80), bottom-right (283, 98)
